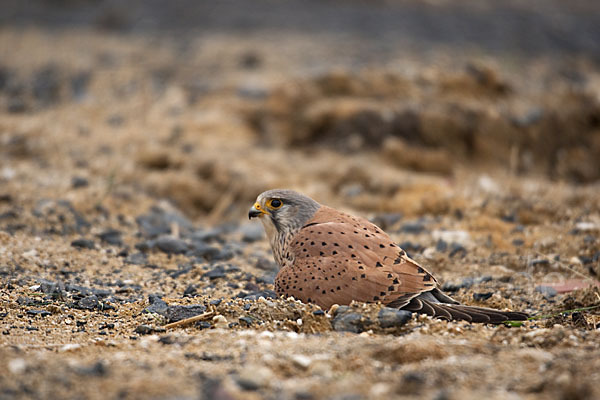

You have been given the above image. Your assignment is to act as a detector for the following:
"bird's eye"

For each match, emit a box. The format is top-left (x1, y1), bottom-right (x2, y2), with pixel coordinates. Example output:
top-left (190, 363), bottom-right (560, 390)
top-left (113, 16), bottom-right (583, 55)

top-left (267, 199), bottom-right (283, 209)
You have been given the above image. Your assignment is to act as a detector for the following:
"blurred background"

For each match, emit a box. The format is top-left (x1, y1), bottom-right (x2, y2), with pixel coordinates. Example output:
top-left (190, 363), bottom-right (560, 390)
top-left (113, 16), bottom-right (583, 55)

top-left (1, 0), bottom-right (600, 220)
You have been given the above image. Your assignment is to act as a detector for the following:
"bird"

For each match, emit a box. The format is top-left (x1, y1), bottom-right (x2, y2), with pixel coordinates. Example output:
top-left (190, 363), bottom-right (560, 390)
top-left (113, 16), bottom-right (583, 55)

top-left (249, 189), bottom-right (528, 324)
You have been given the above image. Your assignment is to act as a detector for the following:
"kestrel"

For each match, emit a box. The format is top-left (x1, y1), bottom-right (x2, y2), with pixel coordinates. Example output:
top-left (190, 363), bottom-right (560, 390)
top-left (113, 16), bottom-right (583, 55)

top-left (249, 189), bottom-right (528, 323)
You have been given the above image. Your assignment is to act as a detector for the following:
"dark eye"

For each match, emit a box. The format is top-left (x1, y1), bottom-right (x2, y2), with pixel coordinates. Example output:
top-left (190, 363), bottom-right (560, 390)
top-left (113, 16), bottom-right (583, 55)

top-left (269, 199), bottom-right (282, 209)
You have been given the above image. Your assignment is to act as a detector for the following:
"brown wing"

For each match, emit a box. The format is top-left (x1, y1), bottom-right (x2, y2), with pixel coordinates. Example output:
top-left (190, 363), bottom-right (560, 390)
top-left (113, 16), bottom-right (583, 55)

top-left (274, 206), bottom-right (438, 310)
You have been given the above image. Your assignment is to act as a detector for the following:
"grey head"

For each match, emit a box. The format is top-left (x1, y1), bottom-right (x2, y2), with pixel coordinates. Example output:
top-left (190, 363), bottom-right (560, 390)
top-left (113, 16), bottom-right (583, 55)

top-left (248, 189), bottom-right (321, 241)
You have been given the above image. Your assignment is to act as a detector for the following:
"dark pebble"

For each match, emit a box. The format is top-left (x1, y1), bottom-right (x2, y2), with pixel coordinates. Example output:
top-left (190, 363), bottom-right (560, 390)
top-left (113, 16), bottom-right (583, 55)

top-left (183, 284), bottom-right (197, 297)
top-left (74, 361), bottom-right (108, 377)
top-left (0, 312), bottom-right (8, 319)
top-left (158, 335), bottom-right (177, 345)
top-left (136, 207), bottom-right (194, 239)
top-left (26, 326), bottom-right (39, 331)
top-left (189, 241), bottom-right (223, 260)
top-left (154, 236), bottom-right (188, 254)
top-left (144, 294), bottom-right (168, 316)
top-left (166, 304), bottom-right (207, 323)
top-left (209, 298), bottom-right (223, 306)
top-left (377, 307), bottom-right (412, 328)
top-left (77, 295), bottom-right (100, 310)
top-left (39, 280), bottom-right (66, 298)
top-left (448, 243), bottom-right (467, 258)
top-left (312, 310), bottom-right (325, 316)
top-left (97, 229), bottom-right (123, 246)
top-left (17, 296), bottom-right (34, 306)
top-left (332, 312), bottom-right (365, 333)
top-left (441, 276), bottom-right (492, 292)
top-left (512, 239), bottom-right (525, 246)
top-left (473, 292), bottom-right (494, 301)
top-left (124, 252), bottom-right (147, 265)
top-left (529, 259), bottom-right (550, 267)
top-left (399, 222), bottom-right (425, 234)
top-left (26, 309), bottom-right (51, 317)
top-left (71, 238), bottom-right (95, 249)
top-left (71, 176), bottom-right (89, 188)
top-left (256, 272), bottom-right (275, 285)
top-left (239, 316), bottom-right (254, 326)
top-left (435, 239), bottom-right (448, 252)
top-left (398, 241), bottom-right (423, 256)
top-left (33, 65), bottom-right (61, 104)
top-left (535, 285), bottom-right (558, 298)
top-left (203, 265), bottom-right (227, 280)
top-left (255, 257), bottom-right (277, 271)
top-left (195, 321), bottom-right (212, 330)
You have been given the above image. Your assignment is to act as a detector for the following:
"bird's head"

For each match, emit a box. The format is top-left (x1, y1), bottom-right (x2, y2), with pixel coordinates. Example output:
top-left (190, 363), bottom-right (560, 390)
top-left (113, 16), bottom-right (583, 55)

top-left (249, 189), bottom-right (320, 239)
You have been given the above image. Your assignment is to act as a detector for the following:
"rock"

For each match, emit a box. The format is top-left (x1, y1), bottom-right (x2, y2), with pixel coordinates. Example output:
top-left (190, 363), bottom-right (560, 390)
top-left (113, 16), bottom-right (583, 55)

top-left (32, 65), bottom-right (61, 105)
top-left (332, 312), bottom-right (365, 333)
top-left (529, 259), bottom-right (550, 267)
top-left (71, 238), bottom-right (95, 249)
top-left (26, 309), bottom-right (51, 317)
top-left (203, 265), bottom-right (227, 280)
top-left (398, 241), bottom-right (423, 256)
top-left (535, 285), bottom-right (558, 298)
top-left (235, 365), bottom-right (273, 390)
top-left (74, 361), bottom-right (109, 377)
top-left (239, 223), bottom-right (264, 242)
top-left (441, 276), bottom-right (492, 292)
top-left (77, 295), bottom-right (100, 310)
top-left (255, 257), bottom-right (277, 271)
top-left (189, 241), bottom-right (223, 260)
top-left (399, 222), bottom-right (426, 234)
top-left (290, 354), bottom-right (312, 369)
top-left (435, 239), bottom-right (448, 252)
top-left (144, 295), bottom-right (168, 316)
top-left (377, 307), bottom-right (412, 328)
top-left (136, 206), bottom-right (194, 239)
top-left (473, 292), bottom-right (493, 301)
top-left (39, 280), bottom-right (66, 298)
top-left (17, 296), bottom-right (33, 305)
top-left (166, 304), bottom-right (207, 323)
top-left (154, 236), bottom-right (188, 254)
top-left (71, 176), bottom-right (89, 188)
top-left (448, 243), bottom-right (467, 258)
top-left (124, 252), bottom-right (147, 265)
top-left (97, 229), bottom-right (123, 246)
top-left (370, 213), bottom-right (403, 231)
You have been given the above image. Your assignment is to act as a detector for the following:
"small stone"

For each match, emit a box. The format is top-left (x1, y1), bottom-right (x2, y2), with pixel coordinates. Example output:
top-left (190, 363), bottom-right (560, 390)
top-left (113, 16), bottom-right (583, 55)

top-left (144, 295), bottom-right (168, 316)
top-left (97, 229), bottom-right (123, 246)
top-left (535, 285), bottom-right (557, 298)
top-left (290, 354), bottom-right (312, 369)
top-left (255, 257), bottom-right (277, 271)
top-left (400, 222), bottom-right (425, 234)
top-left (236, 365), bottom-right (273, 390)
top-left (166, 304), bottom-right (207, 323)
top-left (26, 309), bottom-right (51, 317)
top-left (154, 236), bottom-right (188, 254)
top-left (435, 239), bottom-right (448, 252)
top-left (71, 238), bottom-right (95, 249)
top-left (77, 295), bottom-right (100, 310)
top-left (529, 259), bottom-right (550, 267)
top-left (243, 290), bottom-right (277, 301)
top-left (203, 265), bottom-right (227, 280)
top-left (473, 292), bottom-right (493, 301)
top-left (332, 312), bottom-right (365, 333)
top-left (71, 176), bottom-right (89, 188)
top-left (377, 307), bottom-right (412, 328)
top-left (448, 243), bottom-right (467, 258)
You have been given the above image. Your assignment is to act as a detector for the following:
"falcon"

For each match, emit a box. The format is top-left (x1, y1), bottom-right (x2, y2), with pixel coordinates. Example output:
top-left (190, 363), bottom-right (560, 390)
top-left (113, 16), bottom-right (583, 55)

top-left (249, 189), bottom-right (528, 323)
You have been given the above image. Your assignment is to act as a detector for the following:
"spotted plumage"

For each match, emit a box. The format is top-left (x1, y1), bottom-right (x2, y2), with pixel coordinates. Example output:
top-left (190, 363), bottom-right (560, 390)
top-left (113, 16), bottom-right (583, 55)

top-left (249, 189), bottom-right (528, 324)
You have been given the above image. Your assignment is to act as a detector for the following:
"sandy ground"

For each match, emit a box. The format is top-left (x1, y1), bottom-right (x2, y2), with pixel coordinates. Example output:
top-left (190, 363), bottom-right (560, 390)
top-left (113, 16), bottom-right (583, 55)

top-left (1, 4), bottom-right (600, 398)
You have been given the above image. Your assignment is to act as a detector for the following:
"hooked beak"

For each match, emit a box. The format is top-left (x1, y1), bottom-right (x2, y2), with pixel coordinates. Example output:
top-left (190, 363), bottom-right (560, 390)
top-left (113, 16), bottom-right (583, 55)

top-left (249, 202), bottom-right (269, 219)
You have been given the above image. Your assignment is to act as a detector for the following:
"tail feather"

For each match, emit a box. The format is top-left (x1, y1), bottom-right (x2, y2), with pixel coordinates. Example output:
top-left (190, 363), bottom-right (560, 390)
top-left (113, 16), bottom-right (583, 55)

top-left (399, 289), bottom-right (528, 324)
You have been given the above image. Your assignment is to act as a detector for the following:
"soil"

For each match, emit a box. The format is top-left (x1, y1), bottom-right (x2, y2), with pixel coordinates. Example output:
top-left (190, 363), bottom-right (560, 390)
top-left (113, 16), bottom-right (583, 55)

top-left (1, 2), bottom-right (600, 399)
